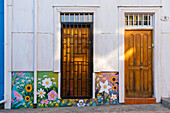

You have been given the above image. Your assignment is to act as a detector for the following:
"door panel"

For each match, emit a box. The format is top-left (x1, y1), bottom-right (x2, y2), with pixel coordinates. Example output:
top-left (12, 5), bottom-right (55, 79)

top-left (125, 30), bottom-right (153, 98)
top-left (61, 23), bottom-right (93, 99)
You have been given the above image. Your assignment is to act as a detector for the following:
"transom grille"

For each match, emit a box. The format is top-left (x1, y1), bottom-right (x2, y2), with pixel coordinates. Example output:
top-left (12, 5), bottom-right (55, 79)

top-left (60, 13), bottom-right (93, 22)
top-left (125, 14), bottom-right (153, 26)
top-left (61, 22), bottom-right (93, 99)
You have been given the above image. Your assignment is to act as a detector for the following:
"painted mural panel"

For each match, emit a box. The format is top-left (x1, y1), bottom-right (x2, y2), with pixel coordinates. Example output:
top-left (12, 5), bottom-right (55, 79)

top-left (37, 72), bottom-right (58, 107)
top-left (11, 72), bottom-right (34, 109)
top-left (11, 72), bottom-right (119, 109)
top-left (95, 72), bottom-right (119, 105)
top-left (37, 72), bottom-right (119, 108)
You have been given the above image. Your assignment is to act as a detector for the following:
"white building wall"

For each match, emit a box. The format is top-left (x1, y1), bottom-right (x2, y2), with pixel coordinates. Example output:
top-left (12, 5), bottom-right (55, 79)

top-left (12, 0), bottom-right (34, 71)
top-left (10, 0), bottom-right (170, 97)
top-left (161, 0), bottom-right (170, 98)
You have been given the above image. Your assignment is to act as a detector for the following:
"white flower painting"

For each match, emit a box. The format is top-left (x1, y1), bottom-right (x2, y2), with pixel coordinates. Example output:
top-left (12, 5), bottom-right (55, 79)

top-left (99, 80), bottom-right (112, 94)
top-left (42, 78), bottom-right (52, 88)
top-left (37, 88), bottom-right (46, 98)
top-left (111, 94), bottom-right (117, 100)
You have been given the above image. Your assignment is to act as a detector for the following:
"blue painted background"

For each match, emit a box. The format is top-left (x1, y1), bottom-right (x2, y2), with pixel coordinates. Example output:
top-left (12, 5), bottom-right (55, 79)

top-left (0, 0), bottom-right (4, 100)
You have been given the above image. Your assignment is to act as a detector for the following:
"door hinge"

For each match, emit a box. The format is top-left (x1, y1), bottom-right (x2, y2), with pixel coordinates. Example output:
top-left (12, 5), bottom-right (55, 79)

top-left (152, 44), bottom-right (154, 48)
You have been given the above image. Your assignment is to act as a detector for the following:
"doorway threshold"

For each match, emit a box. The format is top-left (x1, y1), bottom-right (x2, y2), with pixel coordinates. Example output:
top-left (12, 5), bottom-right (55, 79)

top-left (125, 98), bottom-right (156, 104)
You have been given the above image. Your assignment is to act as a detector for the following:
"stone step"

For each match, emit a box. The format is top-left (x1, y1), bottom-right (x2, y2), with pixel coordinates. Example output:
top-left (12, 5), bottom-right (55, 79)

top-left (162, 98), bottom-right (170, 109)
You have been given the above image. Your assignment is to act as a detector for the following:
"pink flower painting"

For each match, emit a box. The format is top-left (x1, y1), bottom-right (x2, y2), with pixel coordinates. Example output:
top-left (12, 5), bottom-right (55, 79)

top-left (16, 78), bottom-right (19, 80)
top-left (48, 90), bottom-right (57, 100)
top-left (41, 99), bottom-right (49, 104)
top-left (14, 91), bottom-right (23, 100)
top-left (18, 72), bottom-right (23, 75)
top-left (20, 73), bottom-right (25, 78)
top-left (11, 97), bottom-right (14, 103)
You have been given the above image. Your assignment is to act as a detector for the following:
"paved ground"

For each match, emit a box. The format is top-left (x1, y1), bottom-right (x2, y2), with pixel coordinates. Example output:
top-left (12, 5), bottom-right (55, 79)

top-left (0, 104), bottom-right (170, 113)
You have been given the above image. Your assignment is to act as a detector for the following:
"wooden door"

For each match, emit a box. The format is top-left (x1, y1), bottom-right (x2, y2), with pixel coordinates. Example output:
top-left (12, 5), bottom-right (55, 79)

top-left (125, 30), bottom-right (153, 98)
top-left (61, 22), bottom-right (93, 98)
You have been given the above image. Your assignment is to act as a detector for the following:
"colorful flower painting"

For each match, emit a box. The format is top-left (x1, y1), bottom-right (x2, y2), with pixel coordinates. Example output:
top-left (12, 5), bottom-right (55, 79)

top-left (37, 72), bottom-right (119, 108)
top-left (42, 78), bottom-right (52, 88)
top-left (37, 88), bottom-right (46, 98)
top-left (11, 72), bottom-right (34, 109)
top-left (37, 72), bottom-right (58, 108)
top-left (99, 80), bottom-right (112, 94)
top-left (12, 72), bottom-right (119, 109)
top-left (77, 99), bottom-right (86, 107)
top-left (48, 90), bottom-right (57, 100)
top-left (95, 72), bottom-right (119, 105)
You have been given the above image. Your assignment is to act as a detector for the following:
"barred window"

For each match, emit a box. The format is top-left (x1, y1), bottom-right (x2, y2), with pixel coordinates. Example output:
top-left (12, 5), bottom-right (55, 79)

top-left (61, 13), bottom-right (93, 22)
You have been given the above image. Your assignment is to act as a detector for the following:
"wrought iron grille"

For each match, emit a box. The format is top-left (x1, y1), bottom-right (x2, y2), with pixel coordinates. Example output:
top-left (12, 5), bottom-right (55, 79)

top-left (61, 22), bottom-right (93, 99)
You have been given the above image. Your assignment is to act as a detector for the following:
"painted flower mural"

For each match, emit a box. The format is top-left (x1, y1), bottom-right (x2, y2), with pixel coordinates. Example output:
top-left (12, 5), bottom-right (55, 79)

top-left (37, 72), bottom-right (58, 108)
top-left (25, 84), bottom-right (32, 92)
top-left (95, 72), bottom-right (119, 105)
top-left (11, 72), bottom-right (34, 109)
top-left (42, 78), bottom-right (52, 88)
top-left (48, 90), bottom-right (57, 100)
top-left (77, 100), bottom-right (86, 107)
top-left (111, 94), bottom-right (117, 100)
top-left (111, 76), bottom-right (117, 83)
top-left (12, 72), bottom-right (119, 109)
top-left (25, 96), bottom-right (30, 102)
top-left (37, 88), bottom-right (46, 98)
top-left (99, 80), bottom-right (112, 94)
top-left (14, 91), bottom-right (23, 100)
top-left (41, 99), bottom-right (49, 104)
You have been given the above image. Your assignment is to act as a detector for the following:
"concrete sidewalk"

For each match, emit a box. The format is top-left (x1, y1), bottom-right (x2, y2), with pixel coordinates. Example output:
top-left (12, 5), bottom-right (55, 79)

top-left (0, 104), bottom-right (169, 113)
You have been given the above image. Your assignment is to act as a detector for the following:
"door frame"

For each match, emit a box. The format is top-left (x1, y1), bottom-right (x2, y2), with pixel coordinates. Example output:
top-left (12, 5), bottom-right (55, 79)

top-left (118, 7), bottom-right (162, 103)
top-left (53, 6), bottom-right (98, 99)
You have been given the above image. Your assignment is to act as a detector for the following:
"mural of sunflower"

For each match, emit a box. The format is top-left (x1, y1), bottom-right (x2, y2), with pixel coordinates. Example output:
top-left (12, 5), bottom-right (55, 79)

top-left (25, 84), bottom-right (32, 92)
top-left (113, 85), bottom-right (118, 91)
top-left (111, 76), bottom-right (117, 83)
top-left (25, 96), bottom-right (30, 102)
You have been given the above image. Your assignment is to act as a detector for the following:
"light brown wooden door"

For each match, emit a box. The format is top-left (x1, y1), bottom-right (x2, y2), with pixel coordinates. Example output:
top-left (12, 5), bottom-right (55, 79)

top-left (125, 30), bottom-right (153, 98)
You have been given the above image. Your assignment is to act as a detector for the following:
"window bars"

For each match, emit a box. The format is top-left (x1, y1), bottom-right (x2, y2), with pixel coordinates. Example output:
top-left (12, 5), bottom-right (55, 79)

top-left (61, 13), bottom-right (93, 22)
top-left (125, 14), bottom-right (153, 26)
top-left (61, 13), bottom-right (93, 99)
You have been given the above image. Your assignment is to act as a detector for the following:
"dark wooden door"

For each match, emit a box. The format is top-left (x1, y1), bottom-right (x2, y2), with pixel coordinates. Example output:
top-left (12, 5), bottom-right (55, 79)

top-left (61, 22), bottom-right (93, 99)
top-left (125, 30), bottom-right (153, 98)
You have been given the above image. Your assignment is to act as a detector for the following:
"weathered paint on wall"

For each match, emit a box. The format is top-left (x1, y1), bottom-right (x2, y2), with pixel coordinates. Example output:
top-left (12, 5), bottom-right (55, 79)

top-left (11, 72), bottom-right (34, 109)
top-left (0, 0), bottom-right (4, 101)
